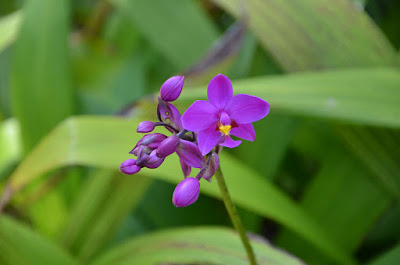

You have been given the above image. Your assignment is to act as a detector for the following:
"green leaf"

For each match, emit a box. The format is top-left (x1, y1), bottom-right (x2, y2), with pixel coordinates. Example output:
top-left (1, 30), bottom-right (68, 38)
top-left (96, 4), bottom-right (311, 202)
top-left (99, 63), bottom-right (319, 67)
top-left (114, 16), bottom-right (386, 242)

top-left (0, 216), bottom-right (79, 265)
top-left (62, 169), bottom-right (151, 261)
top-left (10, 0), bottom-right (74, 153)
top-left (0, 11), bottom-right (21, 53)
top-left (337, 126), bottom-right (400, 199)
top-left (0, 119), bottom-right (20, 176)
top-left (110, 0), bottom-right (219, 70)
top-left (179, 67), bottom-right (400, 128)
top-left (368, 243), bottom-right (400, 265)
top-left (277, 146), bottom-right (391, 263)
top-left (212, 0), bottom-right (397, 71)
top-left (90, 227), bottom-right (304, 265)
top-left (4, 116), bottom-right (355, 265)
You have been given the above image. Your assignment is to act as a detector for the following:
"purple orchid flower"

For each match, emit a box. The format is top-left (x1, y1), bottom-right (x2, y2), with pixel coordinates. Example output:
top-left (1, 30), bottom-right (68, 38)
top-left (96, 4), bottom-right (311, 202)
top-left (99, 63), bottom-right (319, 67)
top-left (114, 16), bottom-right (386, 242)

top-left (181, 74), bottom-right (270, 155)
top-left (120, 74), bottom-right (270, 208)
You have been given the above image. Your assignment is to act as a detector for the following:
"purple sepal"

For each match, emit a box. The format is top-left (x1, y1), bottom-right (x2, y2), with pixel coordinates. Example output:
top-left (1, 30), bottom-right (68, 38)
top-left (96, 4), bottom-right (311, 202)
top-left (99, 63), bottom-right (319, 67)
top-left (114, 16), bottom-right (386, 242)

top-left (160, 76), bottom-right (184, 102)
top-left (156, 134), bottom-right (180, 157)
top-left (135, 146), bottom-right (150, 166)
top-left (203, 153), bottom-right (220, 181)
top-left (179, 157), bottom-right (191, 177)
top-left (158, 99), bottom-right (183, 131)
top-left (137, 121), bottom-right (155, 133)
top-left (172, 177), bottom-right (200, 207)
top-left (120, 159), bottom-right (141, 175)
top-left (176, 139), bottom-right (205, 168)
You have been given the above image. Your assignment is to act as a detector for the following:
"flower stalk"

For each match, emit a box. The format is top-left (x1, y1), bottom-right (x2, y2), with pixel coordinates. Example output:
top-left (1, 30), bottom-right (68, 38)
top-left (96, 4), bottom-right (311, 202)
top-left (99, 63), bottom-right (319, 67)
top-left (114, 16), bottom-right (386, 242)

top-left (214, 167), bottom-right (258, 265)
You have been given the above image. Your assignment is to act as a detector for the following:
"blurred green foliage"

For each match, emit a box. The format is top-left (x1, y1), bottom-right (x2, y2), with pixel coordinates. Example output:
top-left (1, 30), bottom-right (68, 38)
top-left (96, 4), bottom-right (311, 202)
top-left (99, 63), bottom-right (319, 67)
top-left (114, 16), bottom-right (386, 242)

top-left (0, 0), bottom-right (400, 264)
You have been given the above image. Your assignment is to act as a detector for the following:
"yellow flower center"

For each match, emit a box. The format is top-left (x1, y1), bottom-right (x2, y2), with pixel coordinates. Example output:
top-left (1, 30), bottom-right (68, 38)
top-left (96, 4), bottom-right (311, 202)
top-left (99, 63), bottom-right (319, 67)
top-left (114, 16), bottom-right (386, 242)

top-left (219, 124), bottom-right (231, 136)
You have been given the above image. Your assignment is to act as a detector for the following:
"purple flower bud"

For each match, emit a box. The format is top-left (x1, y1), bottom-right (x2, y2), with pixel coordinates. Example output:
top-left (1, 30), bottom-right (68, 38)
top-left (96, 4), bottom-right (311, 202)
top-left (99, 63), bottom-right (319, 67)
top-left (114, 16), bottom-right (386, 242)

top-left (160, 76), bottom-right (184, 102)
top-left (203, 153), bottom-right (220, 181)
top-left (144, 150), bottom-right (165, 169)
top-left (156, 134), bottom-right (180, 157)
top-left (172, 177), bottom-right (200, 207)
top-left (132, 133), bottom-right (167, 152)
top-left (120, 159), bottom-right (141, 175)
top-left (137, 121), bottom-right (155, 133)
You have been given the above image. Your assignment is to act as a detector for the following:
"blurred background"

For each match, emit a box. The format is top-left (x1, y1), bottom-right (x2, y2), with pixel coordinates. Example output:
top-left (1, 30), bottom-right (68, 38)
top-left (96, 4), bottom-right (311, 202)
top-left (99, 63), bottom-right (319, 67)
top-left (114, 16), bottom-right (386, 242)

top-left (0, 0), bottom-right (400, 265)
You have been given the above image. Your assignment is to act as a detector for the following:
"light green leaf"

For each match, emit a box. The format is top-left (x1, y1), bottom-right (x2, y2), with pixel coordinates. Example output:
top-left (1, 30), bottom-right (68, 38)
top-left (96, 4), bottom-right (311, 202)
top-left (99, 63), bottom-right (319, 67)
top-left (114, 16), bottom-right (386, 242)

top-left (91, 227), bottom-right (304, 265)
top-left (4, 116), bottom-right (354, 265)
top-left (0, 11), bottom-right (21, 53)
top-left (212, 0), bottom-right (397, 71)
top-left (110, 0), bottom-right (219, 69)
top-left (74, 171), bottom-right (150, 261)
top-left (0, 216), bottom-right (79, 265)
top-left (179, 68), bottom-right (400, 128)
top-left (10, 0), bottom-right (74, 153)
top-left (0, 119), bottom-right (20, 176)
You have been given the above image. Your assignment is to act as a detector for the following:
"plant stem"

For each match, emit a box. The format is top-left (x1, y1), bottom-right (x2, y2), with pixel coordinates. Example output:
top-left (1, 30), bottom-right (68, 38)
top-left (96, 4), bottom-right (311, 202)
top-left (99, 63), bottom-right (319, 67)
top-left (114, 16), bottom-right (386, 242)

top-left (214, 167), bottom-right (258, 265)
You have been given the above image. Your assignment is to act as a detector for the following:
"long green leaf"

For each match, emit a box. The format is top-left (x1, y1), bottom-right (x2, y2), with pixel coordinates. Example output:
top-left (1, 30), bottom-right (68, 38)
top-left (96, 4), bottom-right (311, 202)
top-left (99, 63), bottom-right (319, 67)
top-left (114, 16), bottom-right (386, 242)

top-left (0, 216), bottom-right (79, 265)
top-left (277, 146), bottom-right (391, 263)
top-left (91, 227), bottom-right (304, 265)
top-left (368, 243), bottom-right (400, 265)
top-left (10, 0), bottom-right (74, 153)
top-left (337, 126), bottom-right (400, 199)
top-left (4, 116), bottom-right (354, 265)
top-left (0, 119), bottom-right (20, 176)
top-left (110, 0), bottom-right (219, 69)
top-left (212, 0), bottom-right (397, 71)
top-left (0, 11), bottom-right (21, 53)
top-left (179, 68), bottom-right (400, 128)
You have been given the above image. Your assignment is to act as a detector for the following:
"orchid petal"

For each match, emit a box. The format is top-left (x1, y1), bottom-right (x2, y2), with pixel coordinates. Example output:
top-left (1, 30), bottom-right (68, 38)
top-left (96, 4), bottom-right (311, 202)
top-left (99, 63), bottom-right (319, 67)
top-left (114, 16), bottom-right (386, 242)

top-left (197, 126), bottom-right (222, 156)
top-left (220, 111), bottom-right (231, 125)
top-left (207, 74), bottom-right (233, 110)
top-left (220, 135), bottom-right (242, 149)
top-left (225, 94), bottom-right (270, 124)
top-left (181, 100), bottom-right (219, 132)
top-left (230, 123), bottom-right (256, 141)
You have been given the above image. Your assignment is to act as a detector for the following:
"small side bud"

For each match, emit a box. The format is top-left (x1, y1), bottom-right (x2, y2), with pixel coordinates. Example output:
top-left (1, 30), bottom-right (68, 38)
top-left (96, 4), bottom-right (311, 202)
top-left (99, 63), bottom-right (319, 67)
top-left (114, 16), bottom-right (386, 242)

top-left (172, 177), bottom-right (200, 207)
top-left (160, 76), bottom-right (184, 102)
top-left (137, 121), bottom-right (155, 133)
top-left (156, 134), bottom-right (180, 157)
top-left (203, 153), bottom-right (220, 181)
top-left (120, 159), bottom-right (141, 175)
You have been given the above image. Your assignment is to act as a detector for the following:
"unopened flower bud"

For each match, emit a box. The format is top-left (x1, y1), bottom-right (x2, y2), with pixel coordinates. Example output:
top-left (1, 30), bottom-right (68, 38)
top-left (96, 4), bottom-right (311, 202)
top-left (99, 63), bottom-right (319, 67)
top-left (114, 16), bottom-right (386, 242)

top-left (137, 133), bottom-right (167, 149)
top-left (203, 153), bottom-right (220, 181)
top-left (120, 159), bottom-right (141, 175)
top-left (160, 76), bottom-right (184, 102)
top-left (137, 121), bottom-right (155, 133)
top-left (172, 177), bottom-right (200, 207)
top-left (144, 150), bottom-right (165, 169)
top-left (156, 134), bottom-right (180, 157)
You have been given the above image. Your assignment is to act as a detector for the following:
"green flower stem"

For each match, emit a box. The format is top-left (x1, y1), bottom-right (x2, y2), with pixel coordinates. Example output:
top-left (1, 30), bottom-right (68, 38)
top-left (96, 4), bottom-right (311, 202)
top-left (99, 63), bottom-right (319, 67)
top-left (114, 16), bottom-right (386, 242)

top-left (214, 167), bottom-right (258, 265)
